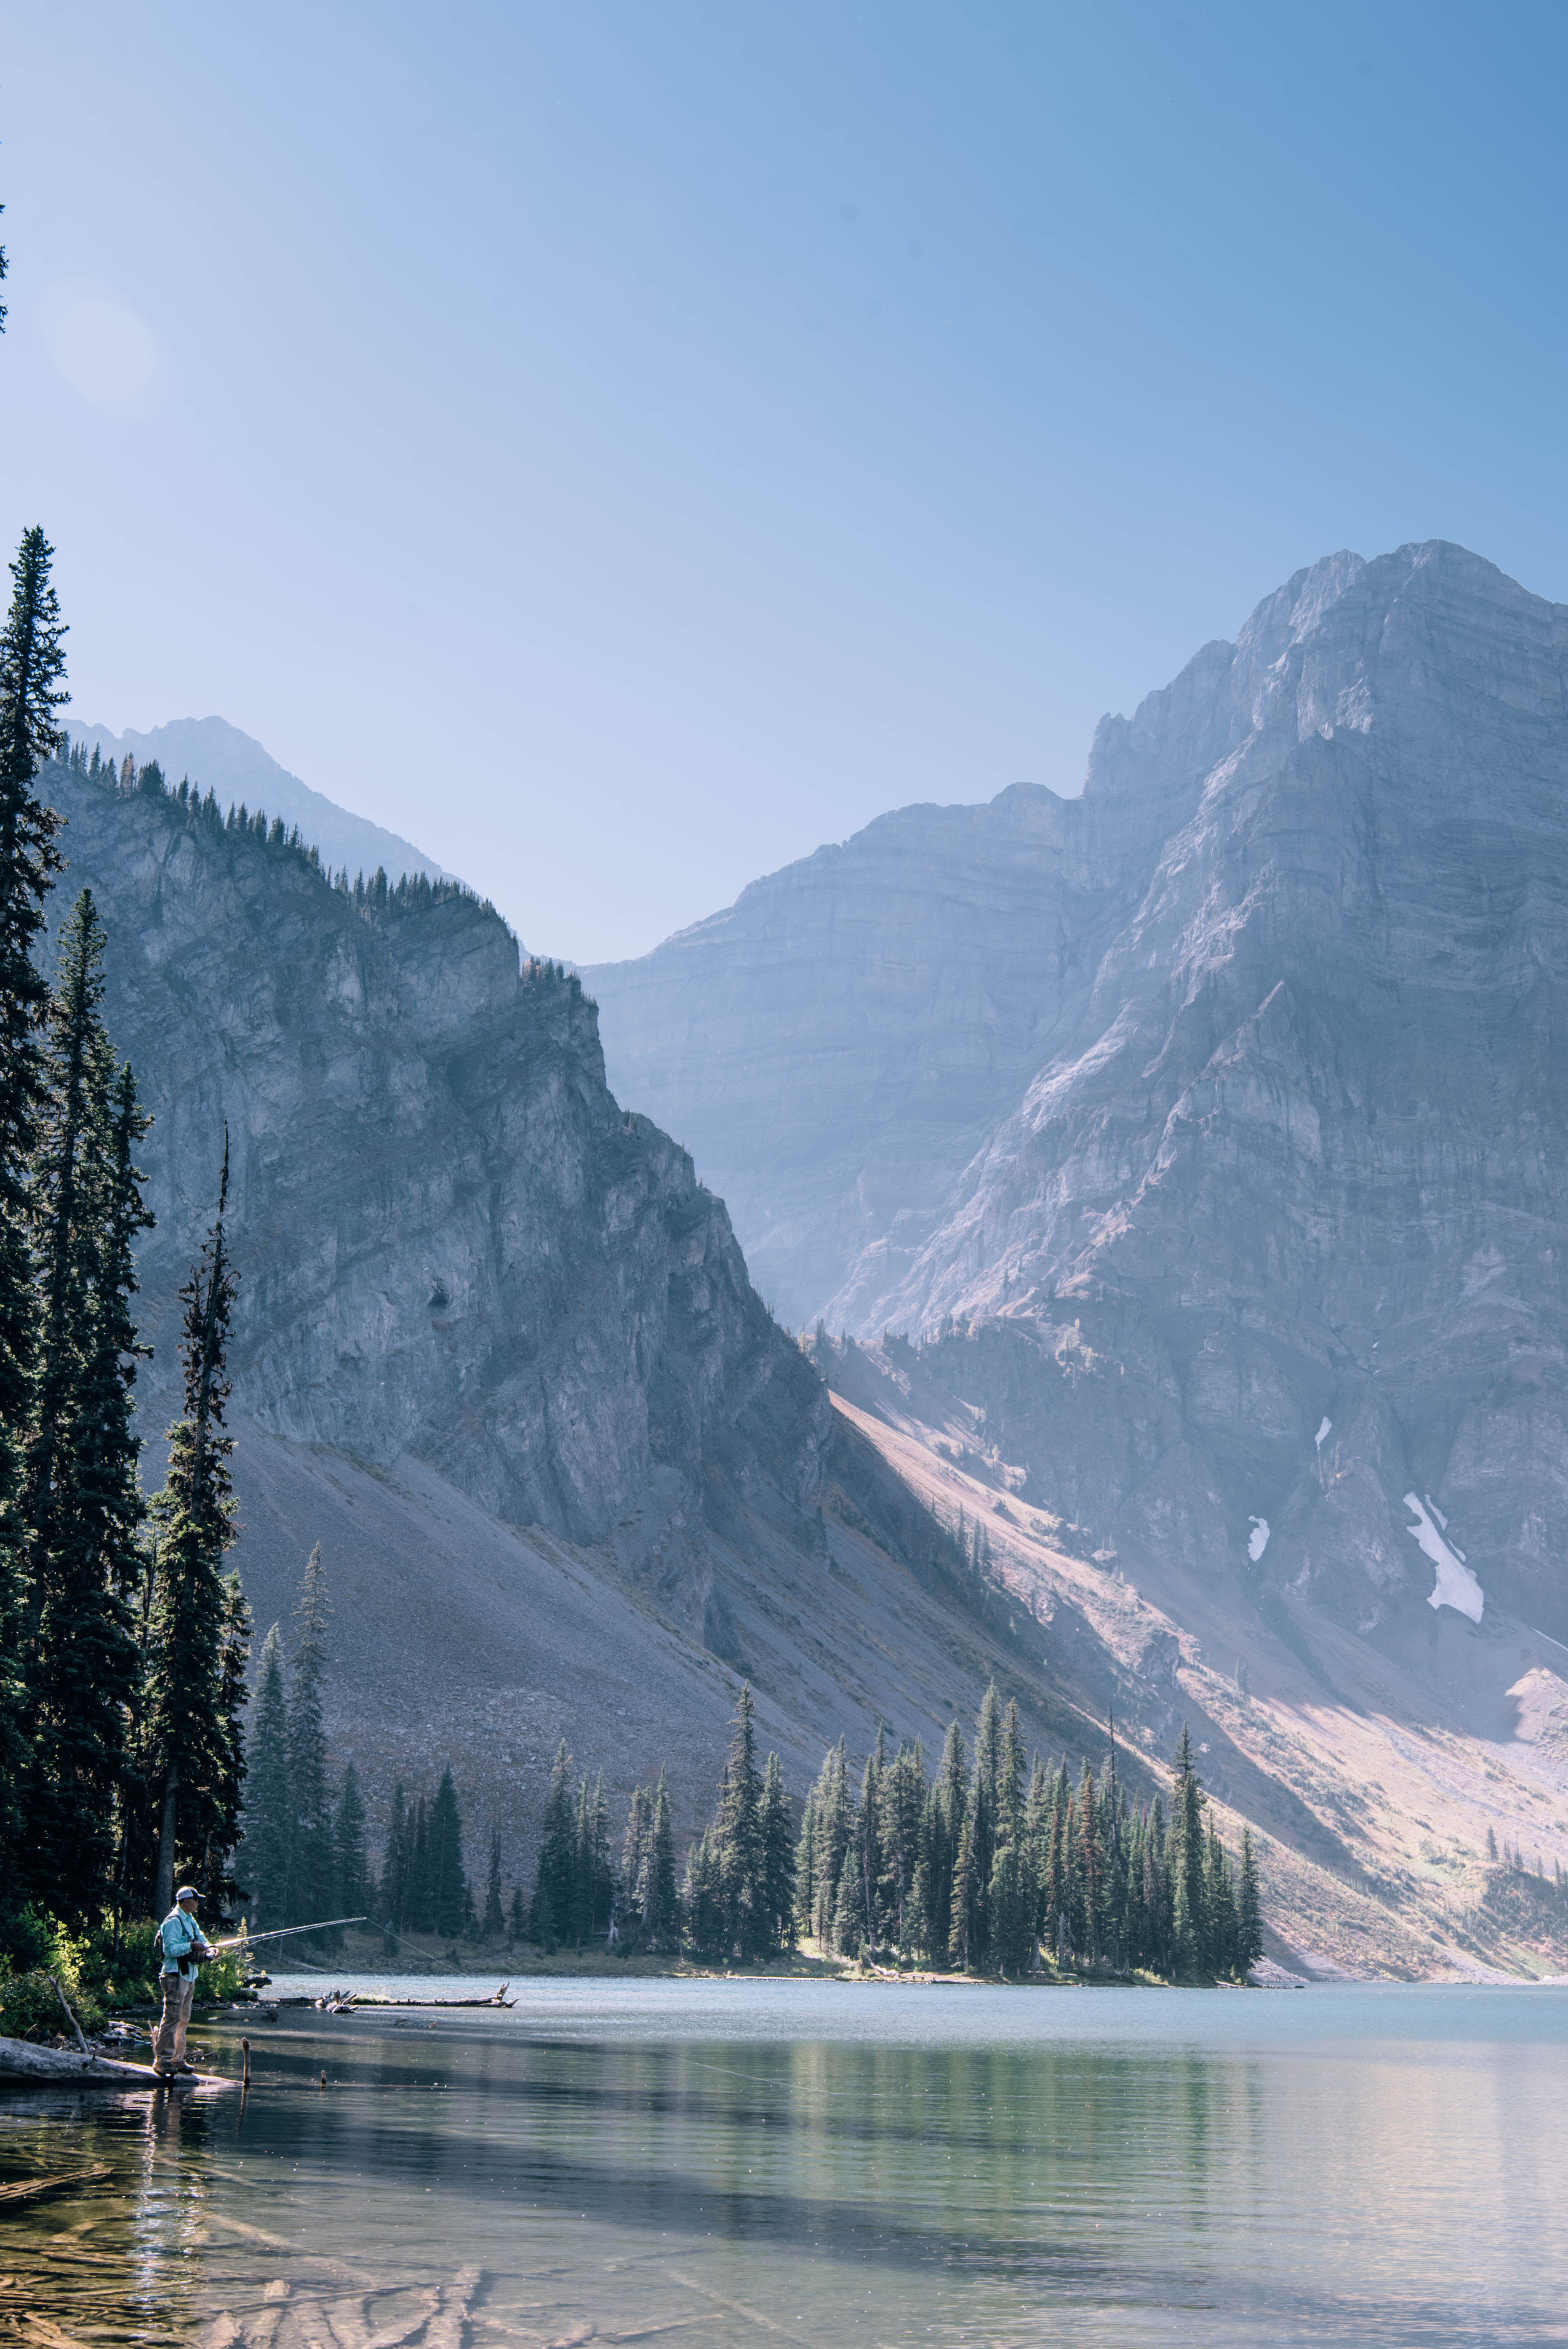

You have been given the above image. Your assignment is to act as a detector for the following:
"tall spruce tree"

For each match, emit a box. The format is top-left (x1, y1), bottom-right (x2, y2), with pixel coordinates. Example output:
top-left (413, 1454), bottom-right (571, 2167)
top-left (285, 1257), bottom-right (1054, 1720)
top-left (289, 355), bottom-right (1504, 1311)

top-left (409, 1794), bottom-right (433, 1929)
top-left (622, 1783), bottom-right (652, 1937)
top-left (287, 1544), bottom-right (335, 1932)
top-left (810, 1739), bottom-right (852, 1947)
top-left (428, 1766), bottom-right (467, 1936)
top-left (142, 1138), bottom-right (241, 1914)
top-left (715, 1685), bottom-right (765, 1958)
top-left (1237, 1827), bottom-right (1264, 1974)
top-left (759, 1751), bottom-right (795, 1952)
top-left (336, 1761), bottom-right (370, 1924)
top-left (1168, 1725), bottom-right (1208, 1977)
top-left (531, 1740), bottom-right (575, 1947)
top-left (207, 1572), bottom-right (252, 1909)
top-left (20, 896), bottom-right (150, 1916)
top-left (923, 1721), bottom-right (967, 1961)
top-left (0, 529), bottom-right (68, 1893)
top-left (242, 1624), bottom-right (293, 1927)
top-left (645, 1768), bottom-right (678, 1950)
top-left (793, 1786), bottom-right (819, 1944)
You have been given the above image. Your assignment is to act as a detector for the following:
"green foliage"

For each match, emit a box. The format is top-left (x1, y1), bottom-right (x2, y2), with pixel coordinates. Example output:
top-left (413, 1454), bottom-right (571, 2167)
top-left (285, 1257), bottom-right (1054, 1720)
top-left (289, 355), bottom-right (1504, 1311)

top-left (337, 1761), bottom-right (371, 1925)
top-left (18, 893), bottom-right (149, 1919)
top-left (0, 530), bottom-right (69, 1887)
top-left (0, 1966), bottom-right (100, 2042)
top-left (138, 1139), bottom-right (242, 1913)
top-left (241, 1624), bottom-right (292, 1926)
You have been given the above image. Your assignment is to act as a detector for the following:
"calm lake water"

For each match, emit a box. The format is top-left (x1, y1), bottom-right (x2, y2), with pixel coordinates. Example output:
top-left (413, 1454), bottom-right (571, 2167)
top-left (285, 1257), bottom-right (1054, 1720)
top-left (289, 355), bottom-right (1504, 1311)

top-left (4, 1976), bottom-right (1568, 2346)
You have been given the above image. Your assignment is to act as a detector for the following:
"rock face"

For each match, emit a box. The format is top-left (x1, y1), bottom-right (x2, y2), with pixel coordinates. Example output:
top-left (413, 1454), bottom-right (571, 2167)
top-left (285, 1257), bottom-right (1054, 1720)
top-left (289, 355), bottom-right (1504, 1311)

top-left (590, 545), bottom-right (1568, 1643)
top-left (42, 759), bottom-right (828, 1619)
top-left (43, 759), bottom-right (1113, 1878)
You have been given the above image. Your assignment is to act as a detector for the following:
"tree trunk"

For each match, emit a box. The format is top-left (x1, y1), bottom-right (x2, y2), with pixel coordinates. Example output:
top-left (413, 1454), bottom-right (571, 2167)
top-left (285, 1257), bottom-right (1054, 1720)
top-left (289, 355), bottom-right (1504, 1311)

top-left (155, 1761), bottom-right (179, 1914)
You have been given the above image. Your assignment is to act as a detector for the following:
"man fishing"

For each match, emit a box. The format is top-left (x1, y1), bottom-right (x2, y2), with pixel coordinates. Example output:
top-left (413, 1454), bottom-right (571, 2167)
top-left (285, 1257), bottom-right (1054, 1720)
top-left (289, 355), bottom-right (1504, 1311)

top-left (153, 1886), bottom-right (215, 2078)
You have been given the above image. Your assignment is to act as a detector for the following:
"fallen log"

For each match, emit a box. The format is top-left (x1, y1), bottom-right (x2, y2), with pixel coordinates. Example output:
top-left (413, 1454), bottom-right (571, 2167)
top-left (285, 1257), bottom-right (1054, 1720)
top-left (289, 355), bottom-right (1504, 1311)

top-left (0, 2033), bottom-right (232, 2088)
top-left (339, 1986), bottom-right (515, 2010)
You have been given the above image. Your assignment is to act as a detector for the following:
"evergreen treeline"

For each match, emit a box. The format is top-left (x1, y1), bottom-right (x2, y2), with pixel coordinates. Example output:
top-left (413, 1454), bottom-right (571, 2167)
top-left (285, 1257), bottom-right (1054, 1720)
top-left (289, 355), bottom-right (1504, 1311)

top-left (793, 1700), bottom-right (1262, 1979)
top-left (61, 733), bottom-right (512, 936)
top-left (510, 1684), bottom-right (1263, 1980)
top-left (238, 1545), bottom-right (378, 1943)
top-left (0, 530), bottom-right (251, 1952)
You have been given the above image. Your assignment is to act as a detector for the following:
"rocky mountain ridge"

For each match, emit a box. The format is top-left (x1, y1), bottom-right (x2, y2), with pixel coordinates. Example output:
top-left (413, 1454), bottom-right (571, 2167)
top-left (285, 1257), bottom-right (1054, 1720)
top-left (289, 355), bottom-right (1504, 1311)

top-left (591, 542), bottom-right (1568, 1649)
top-left (68, 716), bottom-right (458, 894)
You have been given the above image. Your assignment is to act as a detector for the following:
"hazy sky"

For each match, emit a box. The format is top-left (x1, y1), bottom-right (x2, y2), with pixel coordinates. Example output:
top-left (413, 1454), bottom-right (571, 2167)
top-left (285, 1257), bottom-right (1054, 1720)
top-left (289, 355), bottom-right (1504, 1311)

top-left (5, 4), bottom-right (1566, 960)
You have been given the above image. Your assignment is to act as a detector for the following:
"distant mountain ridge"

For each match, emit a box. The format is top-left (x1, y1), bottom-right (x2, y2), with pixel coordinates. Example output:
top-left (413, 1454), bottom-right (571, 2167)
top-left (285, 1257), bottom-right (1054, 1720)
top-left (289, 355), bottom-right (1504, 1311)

top-left (69, 715), bottom-right (459, 892)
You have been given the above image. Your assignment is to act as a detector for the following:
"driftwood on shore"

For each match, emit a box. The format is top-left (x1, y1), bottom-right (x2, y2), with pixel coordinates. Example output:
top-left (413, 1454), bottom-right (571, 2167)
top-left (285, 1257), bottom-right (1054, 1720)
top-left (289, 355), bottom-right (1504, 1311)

top-left (293, 1984), bottom-right (516, 2013)
top-left (0, 2032), bottom-right (232, 2088)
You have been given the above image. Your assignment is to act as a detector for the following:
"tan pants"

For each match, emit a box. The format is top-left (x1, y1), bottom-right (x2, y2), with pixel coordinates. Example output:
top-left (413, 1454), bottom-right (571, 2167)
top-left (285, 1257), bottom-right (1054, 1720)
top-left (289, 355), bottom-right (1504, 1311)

top-left (153, 1972), bottom-right (196, 2073)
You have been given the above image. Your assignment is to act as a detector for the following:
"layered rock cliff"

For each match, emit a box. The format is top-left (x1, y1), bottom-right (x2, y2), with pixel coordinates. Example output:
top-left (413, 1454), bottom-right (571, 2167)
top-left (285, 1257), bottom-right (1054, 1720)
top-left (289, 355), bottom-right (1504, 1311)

top-left (41, 757), bottom-right (829, 1616)
top-left (590, 544), bottom-right (1568, 1649)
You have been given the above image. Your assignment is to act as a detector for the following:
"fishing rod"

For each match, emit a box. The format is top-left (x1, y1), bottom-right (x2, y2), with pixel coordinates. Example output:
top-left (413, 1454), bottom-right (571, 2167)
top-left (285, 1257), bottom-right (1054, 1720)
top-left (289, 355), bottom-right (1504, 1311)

top-left (203, 1915), bottom-right (368, 1954)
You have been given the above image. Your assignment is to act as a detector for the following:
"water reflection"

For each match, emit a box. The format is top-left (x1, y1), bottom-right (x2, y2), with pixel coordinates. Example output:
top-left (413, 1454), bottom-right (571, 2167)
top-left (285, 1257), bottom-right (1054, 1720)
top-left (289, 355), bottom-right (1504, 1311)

top-left (5, 1984), bottom-right (1568, 2345)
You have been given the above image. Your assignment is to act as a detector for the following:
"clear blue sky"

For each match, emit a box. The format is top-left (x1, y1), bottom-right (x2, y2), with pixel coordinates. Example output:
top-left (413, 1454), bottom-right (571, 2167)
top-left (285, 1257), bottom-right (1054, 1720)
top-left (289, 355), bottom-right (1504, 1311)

top-left (5, 4), bottom-right (1565, 959)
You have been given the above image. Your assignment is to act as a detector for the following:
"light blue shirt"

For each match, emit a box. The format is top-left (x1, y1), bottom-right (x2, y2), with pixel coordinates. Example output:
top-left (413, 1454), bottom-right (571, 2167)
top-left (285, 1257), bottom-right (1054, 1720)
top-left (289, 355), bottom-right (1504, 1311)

top-left (159, 1905), bottom-right (210, 1975)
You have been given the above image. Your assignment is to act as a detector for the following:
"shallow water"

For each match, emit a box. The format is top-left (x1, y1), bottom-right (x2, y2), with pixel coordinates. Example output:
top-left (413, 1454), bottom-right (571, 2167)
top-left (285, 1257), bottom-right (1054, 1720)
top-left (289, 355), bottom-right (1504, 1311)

top-left (5, 1976), bottom-right (1568, 2345)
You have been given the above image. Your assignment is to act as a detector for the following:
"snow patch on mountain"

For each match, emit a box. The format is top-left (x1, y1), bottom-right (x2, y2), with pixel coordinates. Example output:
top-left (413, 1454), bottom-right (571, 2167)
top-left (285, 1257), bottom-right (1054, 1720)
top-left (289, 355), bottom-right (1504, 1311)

top-left (1404, 1493), bottom-right (1484, 1622)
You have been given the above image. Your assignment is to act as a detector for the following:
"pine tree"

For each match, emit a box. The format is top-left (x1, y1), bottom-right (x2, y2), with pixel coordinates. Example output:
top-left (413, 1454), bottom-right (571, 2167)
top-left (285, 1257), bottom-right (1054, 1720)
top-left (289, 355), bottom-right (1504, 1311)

top-left (1044, 1763), bottom-right (1073, 1965)
top-left (18, 897), bottom-right (150, 1916)
top-left (410, 1795), bottom-right (432, 1929)
top-left (793, 1786), bottom-right (818, 1943)
top-left (142, 1138), bottom-right (242, 1915)
top-left (531, 1741), bottom-right (575, 1947)
top-left (1076, 1761), bottom-right (1103, 1966)
top-left (1237, 1827), bottom-right (1263, 1973)
top-left (241, 1625), bottom-right (293, 1927)
top-left (882, 1741), bottom-right (925, 1956)
top-left (1205, 1821), bottom-right (1238, 1977)
top-left (968, 1684), bottom-right (1003, 1964)
top-left (287, 1545), bottom-right (335, 1934)
top-left (508, 1882), bottom-right (526, 1943)
top-left (207, 1573), bottom-right (252, 1911)
top-left (948, 1804), bottom-right (979, 1970)
top-left (622, 1783), bottom-right (652, 1937)
top-left (715, 1685), bottom-right (765, 1959)
top-left (988, 1837), bottom-right (1033, 1975)
top-left (923, 1721), bottom-right (966, 1961)
top-left (759, 1751), bottom-right (795, 1952)
top-left (484, 1827), bottom-right (505, 1939)
top-left (428, 1766), bottom-right (467, 1936)
top-left (572, 1778), bottom-right (594, 1946)
top-left (811, 1739), bottom-right (852, 1947)
top-left (0, 531), bottom-right (68, 1896)
top-left (645, 1770), bottom-right (678, 1950)
top-left (845, 1734), bottom-right (886, 1955)
top-left (682, 1824), bottom-right (725, 1957)
top-left (1169, 1725), bottom-right (1207, 1977)
top-left (335, 1761), bottom-right (370, 1925)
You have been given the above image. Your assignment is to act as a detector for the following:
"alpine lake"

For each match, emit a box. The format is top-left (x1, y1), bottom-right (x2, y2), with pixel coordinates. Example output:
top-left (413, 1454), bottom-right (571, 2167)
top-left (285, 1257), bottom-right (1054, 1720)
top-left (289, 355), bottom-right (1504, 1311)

top-left (4, 1975), bottom-right (1566, 2347)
